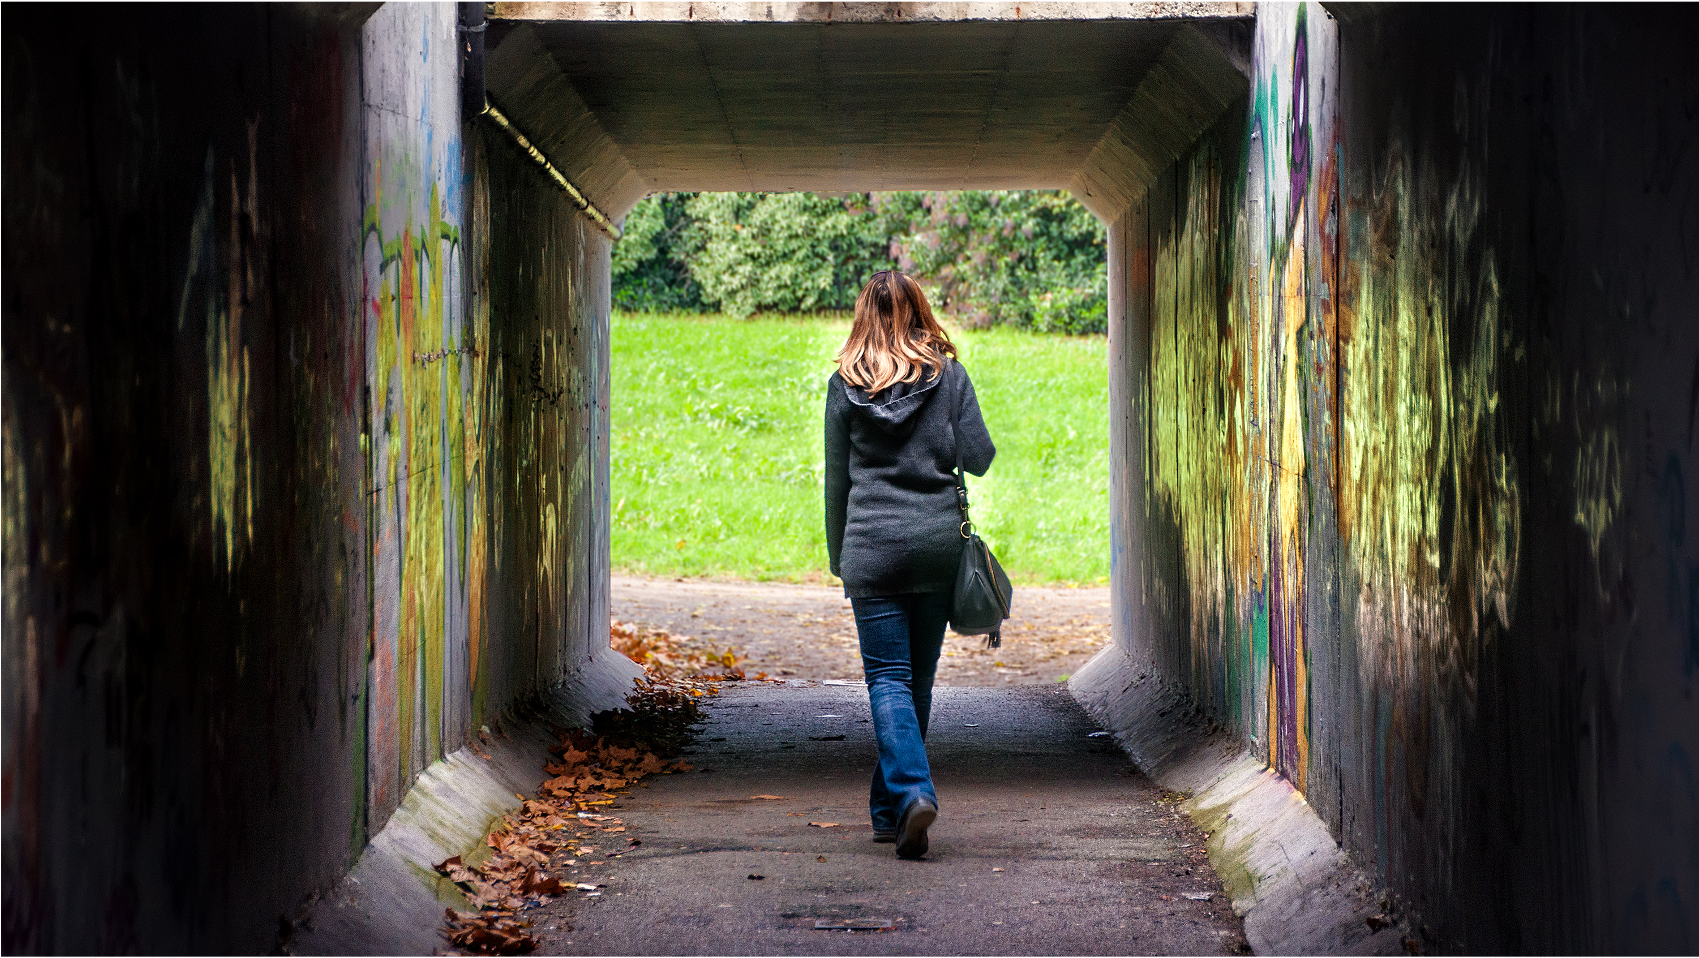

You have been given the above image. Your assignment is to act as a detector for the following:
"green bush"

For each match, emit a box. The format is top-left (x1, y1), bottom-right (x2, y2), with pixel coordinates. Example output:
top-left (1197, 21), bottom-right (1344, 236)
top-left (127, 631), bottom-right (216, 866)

top-left (684, 192), bottom-right (894, 317)
top-left (888, 191), bottom-right (1107, 334)
top-left (612, 190), bottom-right (1106, 333)
top-left (611, 193), bottom-right (705, 312)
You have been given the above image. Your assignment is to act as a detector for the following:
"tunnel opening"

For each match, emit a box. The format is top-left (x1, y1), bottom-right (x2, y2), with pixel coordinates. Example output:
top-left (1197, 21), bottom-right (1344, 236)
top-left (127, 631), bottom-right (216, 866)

top-left (599, 183), bottom-right (1117, 686)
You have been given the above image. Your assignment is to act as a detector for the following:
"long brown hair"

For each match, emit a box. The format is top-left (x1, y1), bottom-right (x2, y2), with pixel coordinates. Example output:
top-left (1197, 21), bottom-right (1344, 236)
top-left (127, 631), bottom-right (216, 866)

top-left (836, 270), bottom-right (957, 394)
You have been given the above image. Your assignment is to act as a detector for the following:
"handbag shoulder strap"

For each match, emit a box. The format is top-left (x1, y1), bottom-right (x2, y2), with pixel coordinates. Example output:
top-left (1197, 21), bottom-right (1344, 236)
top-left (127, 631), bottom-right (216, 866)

top-left (950, 363), bottom-right (971, 530)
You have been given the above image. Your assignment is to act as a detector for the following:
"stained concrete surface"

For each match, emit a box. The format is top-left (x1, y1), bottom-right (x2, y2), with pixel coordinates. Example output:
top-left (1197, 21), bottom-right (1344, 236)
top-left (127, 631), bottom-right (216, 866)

top-left (530, 683), bottom-right (1248, 955)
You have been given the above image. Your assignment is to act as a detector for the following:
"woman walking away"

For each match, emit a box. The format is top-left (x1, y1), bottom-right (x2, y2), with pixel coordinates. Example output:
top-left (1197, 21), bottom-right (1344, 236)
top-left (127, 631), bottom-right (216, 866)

top-left (824, 269), bottom-right (996, 860)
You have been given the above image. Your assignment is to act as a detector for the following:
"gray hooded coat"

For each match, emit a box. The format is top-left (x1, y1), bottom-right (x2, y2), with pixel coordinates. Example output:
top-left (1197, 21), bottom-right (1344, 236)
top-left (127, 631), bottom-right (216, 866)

top-left (824, 360), bottom-right (996, 598)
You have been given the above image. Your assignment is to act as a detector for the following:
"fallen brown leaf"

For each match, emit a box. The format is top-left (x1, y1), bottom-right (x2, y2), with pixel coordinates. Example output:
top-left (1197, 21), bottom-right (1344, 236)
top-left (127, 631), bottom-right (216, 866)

top-left (436, 674), bottom-right (705, 954)
top-left (434, 855), bottom-right (482, 886)
top-left (442, 907), bottom-right (536, 955)
top-left (518, 869), bottom-right (566, 897)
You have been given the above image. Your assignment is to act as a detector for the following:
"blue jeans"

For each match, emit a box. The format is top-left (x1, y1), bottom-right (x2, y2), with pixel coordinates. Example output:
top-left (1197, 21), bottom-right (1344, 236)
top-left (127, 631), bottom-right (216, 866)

top-left (852, 591), bottom-right (949, 834)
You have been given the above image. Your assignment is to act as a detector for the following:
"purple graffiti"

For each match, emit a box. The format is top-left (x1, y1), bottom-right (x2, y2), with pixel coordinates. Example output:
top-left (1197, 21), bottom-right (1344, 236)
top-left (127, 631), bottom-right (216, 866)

top-left (1288, 8), bottom-right (1310, 229)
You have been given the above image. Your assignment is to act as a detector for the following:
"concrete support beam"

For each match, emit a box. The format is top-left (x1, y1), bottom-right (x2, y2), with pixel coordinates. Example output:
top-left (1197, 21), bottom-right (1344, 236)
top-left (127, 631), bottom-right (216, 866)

top-left (494, 2), bottom-right (1254, 24)
top-left (1070, 22), bottom-right (1249, 221)
top-left (484, 23), bottom-right (650, 218)
top-left (484, 8), bottom-right (1252, 195)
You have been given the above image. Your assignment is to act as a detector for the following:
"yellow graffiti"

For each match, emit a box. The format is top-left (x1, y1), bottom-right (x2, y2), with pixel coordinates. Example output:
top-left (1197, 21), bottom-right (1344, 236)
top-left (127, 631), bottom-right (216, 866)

top-left (207, 304), bottom-right (251, 576)
top-left (465, 194), bottom-right (492, 697)
top-left (3, 392), bottom-right (29, 658)
top-left (1147, 142), bottom-right (1274, 727)
top-left (207, 133), bottom-right (261, 576)
top-left (1140, 63), bottom-right (1521, 799)
top-left (1571, 373), bottom-right (1624, 603)
top-left (1340, 139), bottom-right (1520, 686)
top-left (1282, 214), bottom-right (1311, 787)
top-left (1145, 114), bottom-right (1320, 787)
top-left (367, 165), bottom-right (469, 780)
top-left (1150, 146), bottom-right (1240, 660)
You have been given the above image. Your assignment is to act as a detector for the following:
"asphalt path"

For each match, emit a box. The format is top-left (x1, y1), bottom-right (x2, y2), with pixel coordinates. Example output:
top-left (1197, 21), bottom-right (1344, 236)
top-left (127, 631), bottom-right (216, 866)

top-left (611, 575), bottom-right (1114, 687)
top-left (530, 682), bottom-right (1248, 955)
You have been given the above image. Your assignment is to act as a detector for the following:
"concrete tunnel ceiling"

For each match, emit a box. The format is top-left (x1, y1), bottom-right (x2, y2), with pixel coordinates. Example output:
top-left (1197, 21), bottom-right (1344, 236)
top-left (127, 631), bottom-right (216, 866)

top-left (484, 2), bottom-right (1255, 220)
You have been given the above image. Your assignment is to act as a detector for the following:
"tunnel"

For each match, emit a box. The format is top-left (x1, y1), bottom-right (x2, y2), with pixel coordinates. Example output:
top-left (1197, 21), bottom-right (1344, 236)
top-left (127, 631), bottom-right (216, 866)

top-left (3, 1), bottom-right (1696, 953)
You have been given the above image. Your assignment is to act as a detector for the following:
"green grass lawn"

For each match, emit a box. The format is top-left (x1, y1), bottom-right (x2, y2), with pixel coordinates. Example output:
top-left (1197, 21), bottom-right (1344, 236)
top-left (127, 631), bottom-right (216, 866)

top-left (610, 312), bottom-right (1109, 585)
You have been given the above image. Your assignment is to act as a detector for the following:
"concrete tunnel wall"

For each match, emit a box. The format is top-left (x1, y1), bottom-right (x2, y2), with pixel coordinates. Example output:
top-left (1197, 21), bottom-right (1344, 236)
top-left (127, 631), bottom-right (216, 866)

top-left (1, 4), bottom-right (636, 952)
top-left (1093, 4), bottom-right (1698, 952)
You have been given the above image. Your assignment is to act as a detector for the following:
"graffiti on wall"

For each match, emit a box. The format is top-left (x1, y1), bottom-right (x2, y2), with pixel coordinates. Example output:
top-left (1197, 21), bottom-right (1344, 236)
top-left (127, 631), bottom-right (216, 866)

top-left (355, 1), bottom-right (610, 825)
top-left (359, 2), bottom-right (487, 820)
top-left (1137, 0), bottom-right (1521, 837)
top-left (1122, 6), bottom-right (1699, 948)
top-left (178, 134), bottom-right (263, 579)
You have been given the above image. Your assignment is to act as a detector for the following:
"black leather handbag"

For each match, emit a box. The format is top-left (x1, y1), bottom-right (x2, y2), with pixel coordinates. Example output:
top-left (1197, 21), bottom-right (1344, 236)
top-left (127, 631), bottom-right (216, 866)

top-left (948, 381), bottom-right (1012, 648)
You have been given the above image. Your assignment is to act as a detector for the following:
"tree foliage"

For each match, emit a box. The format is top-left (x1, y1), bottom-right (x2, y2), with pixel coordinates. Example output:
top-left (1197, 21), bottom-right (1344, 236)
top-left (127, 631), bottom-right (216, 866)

top-left (610, 193), bottom-right (704, 313)
top-left (886, 191), bottom-right (1107, 335)
top-left (684, 192), bottom-right (895, 318)
top-left (611, 190), bottom-right (1106, 334)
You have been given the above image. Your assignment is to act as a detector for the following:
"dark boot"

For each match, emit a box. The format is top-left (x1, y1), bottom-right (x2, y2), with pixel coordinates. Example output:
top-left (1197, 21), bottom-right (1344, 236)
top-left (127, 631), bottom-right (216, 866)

top-left (895, 797), bottom-right (936, 860)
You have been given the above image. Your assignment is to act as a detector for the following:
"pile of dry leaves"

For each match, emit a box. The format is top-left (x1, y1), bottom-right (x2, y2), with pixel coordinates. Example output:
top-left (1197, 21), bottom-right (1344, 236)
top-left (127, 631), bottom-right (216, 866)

top-left (435, 679), bottom-right (707, 954)
top-left (610, 618), bottom-right (768, 681)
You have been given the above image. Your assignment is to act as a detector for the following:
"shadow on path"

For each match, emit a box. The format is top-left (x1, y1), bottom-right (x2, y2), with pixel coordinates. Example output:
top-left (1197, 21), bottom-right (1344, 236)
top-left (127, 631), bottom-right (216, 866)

top-left (532, 683), bottom-right (1248, 955)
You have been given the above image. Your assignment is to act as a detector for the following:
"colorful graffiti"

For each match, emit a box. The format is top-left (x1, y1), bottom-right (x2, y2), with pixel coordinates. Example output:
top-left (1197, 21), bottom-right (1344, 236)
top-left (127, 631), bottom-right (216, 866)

top-left (359, 1), bottom-right (486, 822)
top-left (1107, 3), bottom-right (1699, 950)
top-left (1132, 0), bottom-right (1521, 838)
top-left (348, 4), bottom-right (615, 833)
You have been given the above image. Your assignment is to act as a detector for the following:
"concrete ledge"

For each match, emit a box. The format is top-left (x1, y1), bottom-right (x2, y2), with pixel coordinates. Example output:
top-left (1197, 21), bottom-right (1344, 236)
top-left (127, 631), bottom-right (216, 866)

top-left (1070, 645), bottom-right (1400, 956)
top-left (554, 648), bottom-right (649, 726)
top-left (290, 651), bottom-right (645, 955)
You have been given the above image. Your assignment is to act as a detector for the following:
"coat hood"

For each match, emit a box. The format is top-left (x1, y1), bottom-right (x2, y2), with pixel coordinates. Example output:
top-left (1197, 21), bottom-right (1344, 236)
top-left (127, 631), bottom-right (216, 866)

top-left (840, 365), bottom-right (948, 436)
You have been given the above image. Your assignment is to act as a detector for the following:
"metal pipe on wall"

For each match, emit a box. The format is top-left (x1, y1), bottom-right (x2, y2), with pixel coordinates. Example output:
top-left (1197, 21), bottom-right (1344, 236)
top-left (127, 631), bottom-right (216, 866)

top-left (458, 1), bottom-right (487, 119)
top-left (481, 98), bottom-right (623, 241)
